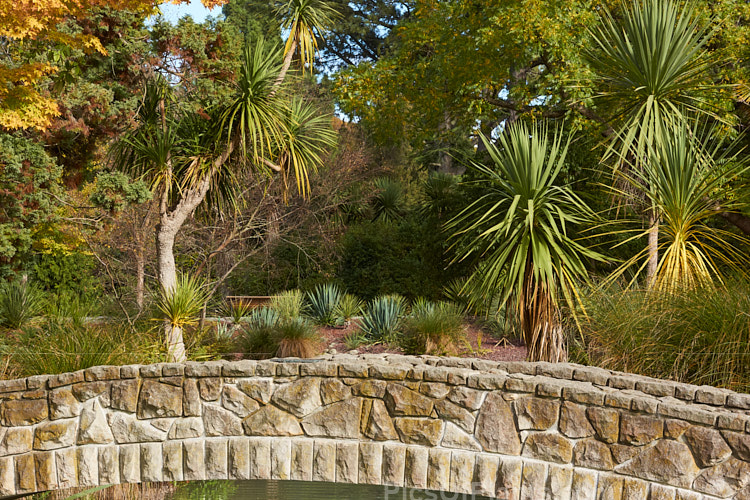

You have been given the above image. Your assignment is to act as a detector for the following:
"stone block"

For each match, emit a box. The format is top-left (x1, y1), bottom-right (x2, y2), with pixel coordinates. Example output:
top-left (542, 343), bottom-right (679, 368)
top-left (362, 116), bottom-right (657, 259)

top-left (272, 378), bottom-right (322, 418)
top-left (450, 450), bottom-right (474, 495)
top-left (98, 445), bottom-right (119, 485)
top-left (84, 365), bottom-right (119, 382)
top-left (405, 446), bottom-right (428, 489)
top-left (570, 469), bottom-right (597, 500)
top-left (270, 438), bottom-right (292, 480)
top-left (56, 448), bottom-right (78, 490)
top-left (683, 426), bottom-right (731, 468)
top-left (394, 417), bottom-right (443, 446)
top-left (203, 404), bottom-right (243, 436)
top-left (691, 457), bottom-right (750, 498)
top-left (34, 419), bottom-right (77, 450)
top-left (237, 378), bottom-right (273, 404)
top-left (427, 448), bottom-right (451, 492)
top-left (78, 400), bottom-right (113, 445)
top-left (312, 440), bottom-right (336, 483)
top-left (370, 364), bottom-right (409, 380)
top-left (183, 441), bottom-right (205, 481)
top-left (320, 378), bottom-right (350, 404)
top-left (1, 398), bottom-right (48, 426)
top-left (336, 441), bottom-right (358, 483)
top-left (619, 414), bottom-right (663, 446)
top-left (186, 361), bottom-right (223, 377)
top-left (382, 444), bottom-right (406, 487)
top-left (223, 360), bottom-right (257, 377)
top-left (162, 441), bottom-right (182, 481)
top-left (198, 377), bottom-right (222, 401)
top-left (119, 444), bottom-right (140, 483)
top-left (621, 478), bottom-right (648, 500)
top-left (447, 386), bottom-right (485, 410)
top-left (110, 379), bottom-right (139, 413)
top-left (48, 387), bottom-right (80, 420)
top-left (384, 383), bottom-right (434, 417)
top-left (359, 442), bottom-right (383, 485)
top-left (140, 443), bottom-right (162, 483)
top-left (597, 474), bottom-right (623, 500)
top-left (300, 361), bottom-right (336, 377)
top-left (290, 439), bottom-right (313, 481)
top-left (496, 457), bottom-right (523, 500)
top-left (77, 446), bottom-right (99, 487)
top-left (34, 452), bottom-right (56, 491)
top-left (47, 371), bottom-right (84, 389)
top-left (15, 453), bottom-right (36, 494)
top-left (545, 464), bottom-right (573, 500)
top-left (0, 457), bottom-right (14, 496)
top-left (137, 379), bottom-right (182, 418)
top-left (248, 438), bottom-right (271, 480)
top-left (244, 405), bottom-right (303, 437)
top-left (0, 427), bottom-right (33, 455)
top-left (523, 432), bottom-right (573, 464)
top-left (205, 439), bottom-right (228, 479)
top-left (183, 379), bottom-right (201, 416)
top-left (614, 440), bottom-right (698, 489)
top-left (573, 439), bottom-right (614, 470)
top-left (519, 461), bottom-right (546, 500)
top-left (302, 397), bottom-right (362, 438)
top-left (475, 391), bottom-right (521, 454)
top-left (560, 401), bottom-right (595, 439)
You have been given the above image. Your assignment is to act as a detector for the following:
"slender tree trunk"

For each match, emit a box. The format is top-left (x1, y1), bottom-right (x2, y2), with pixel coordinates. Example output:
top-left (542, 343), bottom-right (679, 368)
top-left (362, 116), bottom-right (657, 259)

top-left (135, 247), bottom-right (145, 311)
top-left (272, 38), bottom-right (297, 95)
top-left (520, 259), bottom-right (567, 363)
top-left (647, 211), bottom-right (659, 287)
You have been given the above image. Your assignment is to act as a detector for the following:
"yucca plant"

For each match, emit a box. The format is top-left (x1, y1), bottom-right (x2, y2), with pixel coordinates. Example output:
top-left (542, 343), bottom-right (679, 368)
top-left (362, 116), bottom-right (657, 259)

top-left (372, 177), bottom-right (406, 222)
top-left (360, 294), bottom-right (407, 343)
top-left (335, 293), bottom-right (363, 322)
top-left (271, 289), bottom-right (306, 320)
top-left (448, 122), bottom-right (604, 362)
top-left (155, 274), bottom-right (210, 362)
top-left (306, 283), bottom-right (343, 326)
top-left (0, 280), bottom-right (44, 330)
top-left (240, 306), bottom-right (281, 358)
top-left (609, 124), bottom-right (750, 292)
top-left (220, 300), bottom-right (254, 324)
top-left (275, 317), bottom-right (322, 358)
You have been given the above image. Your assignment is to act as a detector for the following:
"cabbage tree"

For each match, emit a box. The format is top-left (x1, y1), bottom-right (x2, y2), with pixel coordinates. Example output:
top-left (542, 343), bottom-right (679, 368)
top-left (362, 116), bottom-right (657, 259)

top-left (448, 122), bottom-right (603, 362)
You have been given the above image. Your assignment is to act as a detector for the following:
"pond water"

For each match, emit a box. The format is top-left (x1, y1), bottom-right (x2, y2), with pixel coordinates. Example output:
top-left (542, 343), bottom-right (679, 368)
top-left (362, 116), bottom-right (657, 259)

top-left (172, 480), bottom-right (493, 500)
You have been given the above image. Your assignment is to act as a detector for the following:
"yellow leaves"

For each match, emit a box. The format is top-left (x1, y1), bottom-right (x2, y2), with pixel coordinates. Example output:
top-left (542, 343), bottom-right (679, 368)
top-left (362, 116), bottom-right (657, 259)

top-left (0, 86), bottom-right (60, 131)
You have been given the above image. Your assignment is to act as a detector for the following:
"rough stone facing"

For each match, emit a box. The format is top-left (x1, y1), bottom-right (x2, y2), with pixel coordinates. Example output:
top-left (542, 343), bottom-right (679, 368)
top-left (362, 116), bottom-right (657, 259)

top-left (0, 355), bottom-right (749, 499)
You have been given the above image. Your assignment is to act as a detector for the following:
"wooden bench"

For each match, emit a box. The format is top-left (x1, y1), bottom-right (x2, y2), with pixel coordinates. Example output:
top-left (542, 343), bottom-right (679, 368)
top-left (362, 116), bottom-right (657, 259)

top-left (225, 296), bottom-right (272, 308)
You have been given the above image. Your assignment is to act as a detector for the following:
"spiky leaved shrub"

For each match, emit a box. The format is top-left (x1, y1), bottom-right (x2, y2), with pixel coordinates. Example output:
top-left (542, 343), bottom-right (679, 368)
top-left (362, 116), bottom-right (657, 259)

top-left (156, 274), bottom-right (209, 330)
top-left (401, 300), bottom-right (465, 355)
top-left (0, 280), bottom-right (43, 329)
top-left (306, 283), bottom-right (343, 326)
top-left (220, 300), bottom-right (254, 324)
top-left (360, 294), bottom-right (406, 343)
top-left (240, 307), bottom-right (280, 359)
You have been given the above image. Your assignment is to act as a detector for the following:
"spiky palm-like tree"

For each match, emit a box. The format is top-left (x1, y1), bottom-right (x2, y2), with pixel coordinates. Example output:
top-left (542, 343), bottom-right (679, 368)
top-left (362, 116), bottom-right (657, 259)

top-left (612, 124), bottom-right (750, 293)
top-left (588, 0), bottom-right (723, 284)
top-left (448, 122), bottom-right (603, 362)
top-left (274, 0), bottom-right (340, 87)
top-left (112, 38), bottom-right (335, 361)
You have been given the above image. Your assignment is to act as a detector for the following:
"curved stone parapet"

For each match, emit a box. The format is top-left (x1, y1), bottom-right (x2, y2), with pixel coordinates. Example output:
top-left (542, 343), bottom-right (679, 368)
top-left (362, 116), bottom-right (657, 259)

top-left (1, 355), bottom-right (750, 499)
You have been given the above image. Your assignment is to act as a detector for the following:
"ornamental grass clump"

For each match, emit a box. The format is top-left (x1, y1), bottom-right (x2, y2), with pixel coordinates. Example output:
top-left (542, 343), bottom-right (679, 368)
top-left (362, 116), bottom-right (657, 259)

top-left (275, 317), bottom-right (322, 358)
top-left (401, 300), bottom-right (466, 355)
top-left (241, 306), bottom-right (280, 358)
top-left (271, 289), bottom-right (306, 320)
top-left (0, 279), bottom-right (43, 330)
top-left (240, 307), bottom-right (321, 359)
top-left (572, 281), bottom-right (750, 392)
top-left (360, 294), bottom-right (406, 343)
top-left (335, 293), bottom-right (363, 323)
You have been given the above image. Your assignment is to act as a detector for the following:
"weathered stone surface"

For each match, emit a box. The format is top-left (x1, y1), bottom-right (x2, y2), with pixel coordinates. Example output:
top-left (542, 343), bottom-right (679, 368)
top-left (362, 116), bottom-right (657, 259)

top-left (546, 464), bottom-right (573, 500)
top-left (150, 418), bottom-right (173, 432)
top-left (664, 419), bottom-right (691, 439)
top-left (137, 379), bottom-right (182, 419)
top-left (33, 419), bottom-right (77, 450)
top-left (271, 378), bottom-right (322, 418)
top-left (270, 438), bottom-right (291, 480)
top-left (442, 422), bottom-right (481, 451)
top-left (248, 438), bottom-right (271, 480)
top-left (320, 378), bottom-right (350, 405)
top-left (419, 382), bottom-right (450, 399)
top-left (55, 448), bottom-right (77, 489)
top-left (35, 451), bottom-right (56, 491)
top-left (110, 379), bottom-right (139, 413)
top-left (203, 404), bottom-right (243, 436)
top-left (0, 427), bottom-right (32, 455)
top-left (205, 439), bottom-right (228, 479)
top-left (168, 417), bottom-right (204, 439)
top-left (723, 430), bottom-right (750, 461)
top-left (183, 379), bottom-right (201, 416)
top-left (610, 444), bottom-right (639, 464)
top-left (15, 453), bottom-right (36, 493)
top-left (450, 450), bottom-right (474, 495)
top-left (615, 440), bottom-right (698, 489)
top-left (363, 399), bottom-right (398, 441)
top-left (523, 432), bottom-right (573, 464)
top-left (243, 406), bottom-right (303, 436)
top-left (221, 385), bottom-right (260, 418)
top-left (336, 441), bottom-right (358, 483)
top-left (513, 397), bottom-right (559, 430)
top-left (109, 413), bottom-right (167, 443)
top-left (0, 457), bottom-right (14, 496)
top-left (571, 470), bottom-right (597, 500)
top-left (496, 458), bottom-right (523, 500)
top-left (692, 457), bottom-right (750, 497)
top-left (619, 414), bottom-right (663, 446)
top-left (98, 445), bottom-right (119, 484)
top-left (597, 474), bottom-right (623, 500)
top-left (560, 401), bottom-right (595, 438)
top-left (353, 379), bottom-right (387, 398)
top-left (162, 441), bottom-right (182, 481)
top-left (587, 407), bottom-right (619, 444)
top-left (435, 398), bottom-right (474, 433)
top-left (427, 448), bottom-right (451, 492)
top-left (359, 442), bottom-right (383, 485)
top-left (405, 446), bottom-right (428, 489)
top-left (384, 383), bottom-right (434, 416)
top-left (1, 399), bottom-right (47, 426)
top-left (78, 400), bottom-right (113, 445)
top-left (119, 444), bottom-right (140, 483)
top-left (238, 379), bottom-right (273, 403)
top-left (520, 461), bottom-right (546, 500)
top-left (621, 478), bottom-right (648, 500)
top-left (78, 446), bottom-right (99, 486)
top-left (49, 387), bottom-right (80, 420)
top-left (198, 377), bottom-right (222, 401)
top-left (574, 438), bottom-right (614, 470)
top-left (302, 397), bottom-right (362, 438)
top-left (290, 439), bottom-right (313, 481)
top-left (473, 454), bottom-right (499, 497)
top-left (382, 444), bottom-right (406, 487)
top-left (475, 391), bottom-right (521, 455)
top-left (394, 418), bottom-right (443, 446)
top-left (447, 386), bottom-right (484, 410)
top-left (312, 440), bottom-right (336, 483)
top-left (683, 426), bottom-right (731, 468)
top-left (72, 382), bottom-right (107, 401)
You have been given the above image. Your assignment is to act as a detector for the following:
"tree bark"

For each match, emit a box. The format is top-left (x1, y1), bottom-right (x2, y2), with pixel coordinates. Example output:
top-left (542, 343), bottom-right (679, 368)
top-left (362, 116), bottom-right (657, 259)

top-left (719, 210), bottom-right (750, 236)
top-left (272, 38), bottom-right (297, 96)
top-left (647, 211), bottom-right (659, 287)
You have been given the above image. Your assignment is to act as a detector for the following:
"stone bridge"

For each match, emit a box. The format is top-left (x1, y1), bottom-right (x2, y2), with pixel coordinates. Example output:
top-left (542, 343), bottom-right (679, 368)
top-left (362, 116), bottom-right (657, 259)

top-left (1, 355), bottom-right (750, 499)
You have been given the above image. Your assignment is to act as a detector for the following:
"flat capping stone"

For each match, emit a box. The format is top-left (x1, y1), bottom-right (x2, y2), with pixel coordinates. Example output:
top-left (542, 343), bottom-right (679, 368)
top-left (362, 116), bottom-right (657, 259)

top-left (0, 378), bottom-right (26, 393)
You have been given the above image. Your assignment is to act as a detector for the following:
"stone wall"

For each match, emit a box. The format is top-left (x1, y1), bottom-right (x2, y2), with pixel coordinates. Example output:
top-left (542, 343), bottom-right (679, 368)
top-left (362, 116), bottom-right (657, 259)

top-left (1, 354), bottom-right (750, 499)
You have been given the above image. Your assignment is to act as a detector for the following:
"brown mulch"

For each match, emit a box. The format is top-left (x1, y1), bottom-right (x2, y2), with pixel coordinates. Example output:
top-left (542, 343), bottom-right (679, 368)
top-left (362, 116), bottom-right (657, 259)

top-left (318, 318), bottom-right (527, 362)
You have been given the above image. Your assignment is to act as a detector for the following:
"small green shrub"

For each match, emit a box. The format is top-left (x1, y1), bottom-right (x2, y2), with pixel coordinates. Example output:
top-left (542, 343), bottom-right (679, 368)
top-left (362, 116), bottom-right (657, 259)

top-left (306, 283), bottom-right (343, 326)
top-left (271, 289), bottom-right (305, 320)
top-left (156, 274), bottom-right (209, 330)
top-left (336, 293), bottom-right (363, 322)
top-left (401, 300), bottom-right (465, 355)
top-left (360, 294), bottom-right (406, 343)
top-left (45, 291), bottom-right (94, 329)
top-left (343, 330), bottom-right (368, 350)
top-left (220, 300), bottom-right (254, 324)
top-left (0, 279), bottom-right (43, 329)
